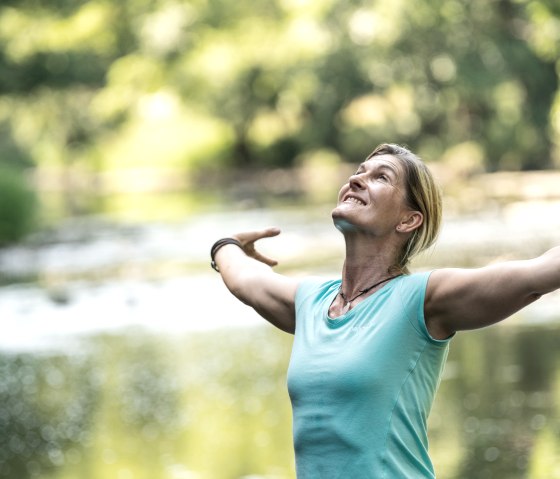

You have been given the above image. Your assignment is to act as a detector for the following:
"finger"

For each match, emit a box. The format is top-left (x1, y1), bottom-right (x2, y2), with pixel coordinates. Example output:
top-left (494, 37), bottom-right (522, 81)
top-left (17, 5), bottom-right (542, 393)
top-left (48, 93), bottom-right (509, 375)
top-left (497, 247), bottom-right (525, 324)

top-left (234, 227), bottom-right (281, 244)
top-left (254, 251), bottom-right (279, 267)
top-left (260, 227), bottom-right (281, 238)
top-left (246, 227), bottom-right (281, 242)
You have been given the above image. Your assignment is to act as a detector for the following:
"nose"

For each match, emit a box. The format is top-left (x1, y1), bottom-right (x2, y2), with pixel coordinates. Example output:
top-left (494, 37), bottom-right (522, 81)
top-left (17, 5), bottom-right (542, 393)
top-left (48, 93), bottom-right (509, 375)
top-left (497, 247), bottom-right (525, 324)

top-left (349, 173), bottom-right (366, 190)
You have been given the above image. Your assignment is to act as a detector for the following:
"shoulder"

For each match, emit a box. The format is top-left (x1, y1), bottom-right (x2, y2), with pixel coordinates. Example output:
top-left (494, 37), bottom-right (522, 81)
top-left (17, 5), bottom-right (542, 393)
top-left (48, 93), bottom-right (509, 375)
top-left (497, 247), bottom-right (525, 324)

top-left (297, 276), bottom-right (338, 299)
top-left (395, 270), bottom-right (433, 317)
top-left (397, 270), bottom-right (434, 297)
top-left (393, 271), bottom-right (453, 343)
top-left (295, 277), bottom-right (337, 308)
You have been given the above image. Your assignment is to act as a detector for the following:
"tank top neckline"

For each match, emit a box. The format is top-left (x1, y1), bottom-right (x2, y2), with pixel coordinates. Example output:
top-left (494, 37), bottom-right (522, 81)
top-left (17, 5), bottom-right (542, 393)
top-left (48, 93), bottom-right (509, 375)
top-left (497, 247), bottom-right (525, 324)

top-left (325, 276), bottom-right (402, 325)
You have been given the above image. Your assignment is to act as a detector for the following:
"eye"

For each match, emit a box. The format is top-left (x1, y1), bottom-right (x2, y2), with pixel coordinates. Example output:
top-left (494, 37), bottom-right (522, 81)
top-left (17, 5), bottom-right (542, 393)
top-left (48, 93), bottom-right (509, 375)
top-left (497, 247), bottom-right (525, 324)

top-left (378, 174), bottom-right (388, 182)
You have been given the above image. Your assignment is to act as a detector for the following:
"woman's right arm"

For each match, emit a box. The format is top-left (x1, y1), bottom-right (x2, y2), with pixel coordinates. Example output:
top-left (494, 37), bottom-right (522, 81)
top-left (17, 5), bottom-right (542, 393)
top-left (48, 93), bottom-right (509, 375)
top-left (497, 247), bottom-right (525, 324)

top-left (213, 227), bottom-right (299, 334)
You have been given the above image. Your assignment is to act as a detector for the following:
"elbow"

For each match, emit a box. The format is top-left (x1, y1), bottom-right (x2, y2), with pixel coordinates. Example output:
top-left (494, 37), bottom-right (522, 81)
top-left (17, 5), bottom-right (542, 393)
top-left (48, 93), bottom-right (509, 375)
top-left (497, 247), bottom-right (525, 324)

top-left (530, 292), bottom-right (542, 302)
top-left (226, 279), bottom-right (246, 302)
top-left (224, 272), bottom-right (254, 305)
top-left (524, 291), bottom-right (542, 307)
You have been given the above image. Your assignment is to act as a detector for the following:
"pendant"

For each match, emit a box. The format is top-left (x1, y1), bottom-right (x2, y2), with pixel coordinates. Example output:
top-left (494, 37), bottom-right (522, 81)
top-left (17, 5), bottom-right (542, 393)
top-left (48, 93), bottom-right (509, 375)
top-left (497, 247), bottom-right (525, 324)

top-left (341, 301), bottom-right (351, 314)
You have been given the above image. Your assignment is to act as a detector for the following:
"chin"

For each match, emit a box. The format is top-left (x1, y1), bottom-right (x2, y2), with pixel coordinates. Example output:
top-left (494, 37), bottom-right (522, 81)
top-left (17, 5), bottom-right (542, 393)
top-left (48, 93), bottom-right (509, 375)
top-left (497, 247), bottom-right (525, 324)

top-left (332, 210), bottom-right (356, 233)
top-left (332, 201), bottom-right (350, 217)
top-left (331, 205), bottom-right (344, 222)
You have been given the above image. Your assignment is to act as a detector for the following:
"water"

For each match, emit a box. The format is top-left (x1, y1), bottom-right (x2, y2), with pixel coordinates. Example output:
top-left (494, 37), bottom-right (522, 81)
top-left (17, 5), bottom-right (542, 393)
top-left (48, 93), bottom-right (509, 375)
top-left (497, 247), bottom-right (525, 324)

top-left (0, 324), bottom-right (558, 479)
top-left (430, 325), bottom-right (560, 478)
top-left (1, 204), bottom-right (560, 478)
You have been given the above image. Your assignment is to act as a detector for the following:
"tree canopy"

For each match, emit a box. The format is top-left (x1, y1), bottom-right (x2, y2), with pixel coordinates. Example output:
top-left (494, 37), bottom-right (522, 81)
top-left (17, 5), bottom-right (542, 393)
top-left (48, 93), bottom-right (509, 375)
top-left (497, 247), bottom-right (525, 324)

top-left (0, 0), bottom-right (558, 181)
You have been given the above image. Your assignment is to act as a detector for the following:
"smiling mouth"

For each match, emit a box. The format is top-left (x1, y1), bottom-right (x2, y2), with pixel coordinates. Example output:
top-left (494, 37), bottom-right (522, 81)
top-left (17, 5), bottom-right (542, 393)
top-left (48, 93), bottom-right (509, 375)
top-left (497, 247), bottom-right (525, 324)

top-left (343, 195), bottom-right (366, 206)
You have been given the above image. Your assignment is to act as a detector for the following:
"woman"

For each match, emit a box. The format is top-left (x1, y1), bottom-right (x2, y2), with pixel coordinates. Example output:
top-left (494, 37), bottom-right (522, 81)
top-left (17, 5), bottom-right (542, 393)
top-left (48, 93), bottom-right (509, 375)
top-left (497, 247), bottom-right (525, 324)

top-left (210, 143), bottom-right (559, 478)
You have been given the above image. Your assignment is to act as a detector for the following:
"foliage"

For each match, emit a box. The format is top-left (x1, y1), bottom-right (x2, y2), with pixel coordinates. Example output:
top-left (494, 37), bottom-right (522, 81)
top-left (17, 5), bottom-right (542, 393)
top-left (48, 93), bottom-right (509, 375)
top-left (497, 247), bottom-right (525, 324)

top-left (0, 0), bottom-right (558, 221)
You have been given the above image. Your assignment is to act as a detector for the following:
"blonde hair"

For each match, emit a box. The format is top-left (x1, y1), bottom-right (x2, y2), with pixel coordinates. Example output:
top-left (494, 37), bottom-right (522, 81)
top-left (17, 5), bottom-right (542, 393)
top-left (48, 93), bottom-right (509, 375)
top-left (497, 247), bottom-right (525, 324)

top-left (368, 143), bottom-right (442, 274)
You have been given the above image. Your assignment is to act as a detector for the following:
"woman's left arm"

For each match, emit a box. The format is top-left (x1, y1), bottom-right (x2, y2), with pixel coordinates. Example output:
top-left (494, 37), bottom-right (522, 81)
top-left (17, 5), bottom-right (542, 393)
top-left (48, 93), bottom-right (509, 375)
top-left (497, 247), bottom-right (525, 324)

top-left (425, 246), bottom-right (560, 339)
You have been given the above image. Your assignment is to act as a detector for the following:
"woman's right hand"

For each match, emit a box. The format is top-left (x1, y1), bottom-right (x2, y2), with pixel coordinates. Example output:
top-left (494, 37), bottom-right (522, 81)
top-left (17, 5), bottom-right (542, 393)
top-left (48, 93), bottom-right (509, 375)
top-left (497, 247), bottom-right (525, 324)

top-left (232, 227), bottom-right (281, 267)
top-left (216, 226), bottom-right (298, 334)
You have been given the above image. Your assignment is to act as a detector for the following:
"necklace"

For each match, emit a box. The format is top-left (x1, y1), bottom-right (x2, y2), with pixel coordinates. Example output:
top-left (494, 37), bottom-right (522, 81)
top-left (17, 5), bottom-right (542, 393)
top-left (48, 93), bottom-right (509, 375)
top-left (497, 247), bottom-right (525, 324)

top-left (338, 275), bottom-right (400, 314)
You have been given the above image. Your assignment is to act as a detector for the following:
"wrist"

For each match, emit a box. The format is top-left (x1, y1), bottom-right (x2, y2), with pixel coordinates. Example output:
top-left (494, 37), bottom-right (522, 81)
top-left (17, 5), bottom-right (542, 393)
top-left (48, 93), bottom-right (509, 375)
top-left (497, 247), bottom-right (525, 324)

top-left (210, 238), bottom-right (243, 272)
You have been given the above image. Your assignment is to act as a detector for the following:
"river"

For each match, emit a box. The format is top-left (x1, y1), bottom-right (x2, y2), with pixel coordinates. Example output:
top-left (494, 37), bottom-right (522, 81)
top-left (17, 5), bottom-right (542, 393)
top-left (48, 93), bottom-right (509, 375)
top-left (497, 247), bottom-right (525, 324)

top-left (0, 202), bottom-right (559, 478)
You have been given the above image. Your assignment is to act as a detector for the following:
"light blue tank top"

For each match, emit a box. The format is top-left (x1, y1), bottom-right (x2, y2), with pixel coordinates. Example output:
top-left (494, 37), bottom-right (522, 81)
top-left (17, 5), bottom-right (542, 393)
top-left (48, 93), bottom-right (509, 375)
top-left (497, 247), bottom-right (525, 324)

top-left (287, 272), bottom-right (451, 478)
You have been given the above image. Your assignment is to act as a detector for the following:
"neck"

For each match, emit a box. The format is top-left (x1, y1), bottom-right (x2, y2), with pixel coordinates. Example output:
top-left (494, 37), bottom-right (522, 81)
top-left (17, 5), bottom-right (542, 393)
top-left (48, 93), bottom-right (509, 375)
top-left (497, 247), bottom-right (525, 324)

top-left (340, 233), bottom-right (401, 297)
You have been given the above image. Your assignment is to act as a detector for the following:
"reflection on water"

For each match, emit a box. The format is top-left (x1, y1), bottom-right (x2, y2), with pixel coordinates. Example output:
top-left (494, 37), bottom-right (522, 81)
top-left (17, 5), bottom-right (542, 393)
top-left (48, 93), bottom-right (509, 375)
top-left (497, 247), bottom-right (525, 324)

top-left (0, 328), bottom-right (295, 479)
top-left (430, 326), bottom-right (560, 478)
top-left (0, 324), bottom-right (558, 479)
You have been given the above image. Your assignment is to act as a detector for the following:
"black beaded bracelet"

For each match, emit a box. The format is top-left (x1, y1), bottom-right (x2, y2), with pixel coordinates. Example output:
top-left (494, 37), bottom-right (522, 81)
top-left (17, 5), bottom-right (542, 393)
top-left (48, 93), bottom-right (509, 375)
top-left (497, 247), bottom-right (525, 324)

top-left (210, 238), bottom-right (243, 272)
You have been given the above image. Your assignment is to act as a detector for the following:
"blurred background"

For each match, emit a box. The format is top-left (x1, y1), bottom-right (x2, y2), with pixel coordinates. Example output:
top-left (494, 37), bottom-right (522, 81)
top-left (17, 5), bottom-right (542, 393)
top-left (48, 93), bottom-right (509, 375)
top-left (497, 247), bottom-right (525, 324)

top-left (0, 0), bottom-right (559, 478)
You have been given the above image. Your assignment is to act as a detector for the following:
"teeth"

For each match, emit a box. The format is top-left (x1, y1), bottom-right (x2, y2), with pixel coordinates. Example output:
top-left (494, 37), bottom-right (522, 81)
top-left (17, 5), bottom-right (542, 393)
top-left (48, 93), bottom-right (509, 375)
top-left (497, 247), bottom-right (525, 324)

top-left (345, 197), bottom-right (365, 205)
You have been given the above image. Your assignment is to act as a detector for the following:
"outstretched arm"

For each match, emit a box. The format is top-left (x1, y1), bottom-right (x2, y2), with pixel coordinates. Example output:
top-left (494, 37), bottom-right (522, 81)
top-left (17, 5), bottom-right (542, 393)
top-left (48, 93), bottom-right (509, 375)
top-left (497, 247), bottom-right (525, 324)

top-left (213, 227), bottom-right (299, 334)
top-left (425, 246), bottom-right (560, 339)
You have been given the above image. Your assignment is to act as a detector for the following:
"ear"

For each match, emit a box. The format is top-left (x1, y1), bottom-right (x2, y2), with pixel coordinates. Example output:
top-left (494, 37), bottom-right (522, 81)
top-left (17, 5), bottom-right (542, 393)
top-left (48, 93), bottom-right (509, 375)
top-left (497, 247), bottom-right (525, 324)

top-left (396, 211), bottom-right (423, 234)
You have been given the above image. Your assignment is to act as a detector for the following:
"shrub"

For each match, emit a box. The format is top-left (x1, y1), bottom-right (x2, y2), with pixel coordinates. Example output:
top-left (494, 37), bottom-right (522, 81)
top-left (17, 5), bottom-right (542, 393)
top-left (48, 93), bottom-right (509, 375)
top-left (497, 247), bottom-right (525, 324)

top-left (0, 166), bottom-right (37, 245)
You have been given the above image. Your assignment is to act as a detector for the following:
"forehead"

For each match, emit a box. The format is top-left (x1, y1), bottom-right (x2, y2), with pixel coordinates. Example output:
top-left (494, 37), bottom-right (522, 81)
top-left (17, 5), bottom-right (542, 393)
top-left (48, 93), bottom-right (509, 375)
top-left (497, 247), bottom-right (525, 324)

top-left (361, 154), bottom-right (403, 175)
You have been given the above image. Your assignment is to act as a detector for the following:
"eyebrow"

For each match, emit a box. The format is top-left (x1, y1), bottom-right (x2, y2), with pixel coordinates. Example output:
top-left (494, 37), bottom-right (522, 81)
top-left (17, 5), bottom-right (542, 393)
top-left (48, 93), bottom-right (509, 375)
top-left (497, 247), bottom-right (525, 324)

top-left (357, 161), bottom-right (399, 177)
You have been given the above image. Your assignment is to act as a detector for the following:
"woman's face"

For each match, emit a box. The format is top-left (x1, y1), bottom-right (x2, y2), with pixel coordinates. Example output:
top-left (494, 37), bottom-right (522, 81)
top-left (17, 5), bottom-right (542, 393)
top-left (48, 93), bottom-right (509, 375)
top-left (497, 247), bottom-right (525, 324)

top-left (332, 154), bottom-right (412, 236)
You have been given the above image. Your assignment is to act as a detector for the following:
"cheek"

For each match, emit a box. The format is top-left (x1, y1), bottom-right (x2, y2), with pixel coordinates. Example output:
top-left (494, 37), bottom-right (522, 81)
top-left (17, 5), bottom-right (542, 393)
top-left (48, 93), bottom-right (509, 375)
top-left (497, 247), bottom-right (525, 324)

top-left (337, 184), bottom-right (349, 201)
